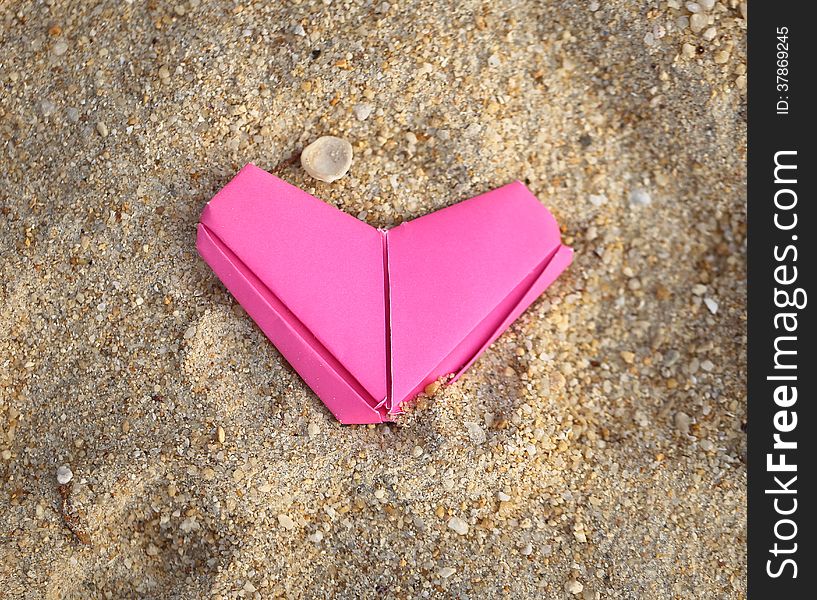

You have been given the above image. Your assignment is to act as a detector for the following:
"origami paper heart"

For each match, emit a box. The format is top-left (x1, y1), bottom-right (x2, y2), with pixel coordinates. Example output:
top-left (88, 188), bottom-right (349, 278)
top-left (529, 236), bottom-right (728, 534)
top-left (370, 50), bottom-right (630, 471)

top-left (197, 164), bottom-right (572, 424)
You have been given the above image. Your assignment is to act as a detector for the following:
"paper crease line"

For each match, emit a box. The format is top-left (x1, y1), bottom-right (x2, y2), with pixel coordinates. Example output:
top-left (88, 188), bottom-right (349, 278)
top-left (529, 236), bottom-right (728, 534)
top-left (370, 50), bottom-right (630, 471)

top-left (380, 229), bottom-right (394, 413)
top-left (199, 223), bottom-right (385, 415)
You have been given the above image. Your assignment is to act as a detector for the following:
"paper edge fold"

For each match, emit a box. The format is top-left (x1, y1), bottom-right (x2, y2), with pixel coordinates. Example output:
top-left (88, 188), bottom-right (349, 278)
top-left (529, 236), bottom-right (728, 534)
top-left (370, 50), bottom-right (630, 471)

top-left (388, 243), bottom-right (573, 415)
top-left (197, 223), bottom-right (389, 424)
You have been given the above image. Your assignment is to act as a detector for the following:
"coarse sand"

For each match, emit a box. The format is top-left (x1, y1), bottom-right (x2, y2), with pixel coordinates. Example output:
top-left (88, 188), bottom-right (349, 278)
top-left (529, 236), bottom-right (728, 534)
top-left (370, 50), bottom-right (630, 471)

top-left (1, 1), bottom-right (746, 598)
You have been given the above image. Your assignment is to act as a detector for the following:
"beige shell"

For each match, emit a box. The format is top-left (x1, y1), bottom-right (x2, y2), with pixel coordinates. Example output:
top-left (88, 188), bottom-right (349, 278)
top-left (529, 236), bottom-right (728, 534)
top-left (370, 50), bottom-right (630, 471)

top-left (300, 136), bottom-right (353, 183)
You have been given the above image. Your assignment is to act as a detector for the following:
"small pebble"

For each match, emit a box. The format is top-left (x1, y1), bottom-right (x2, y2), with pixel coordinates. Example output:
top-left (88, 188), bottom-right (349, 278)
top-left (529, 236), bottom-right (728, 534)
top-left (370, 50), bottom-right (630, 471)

top-left (307, 422), bottom-right (320, 437)
top-left (664, 349), bottom-right (681, 367)
top-left (497, 491), bottom-right (511, 502)
top-left (308, 530), bottom-right (324, 543)
top-left (690, 13), bottom-right (709, 33)
top-left (447, 516), bottom-right (469, 535)
top-left (464, 421), bottom-right (487, 445)
top-left (589, 194), bottom-right (607, 207)
top-left (424, 381), bottom-right (440, 396)
top-left (180, 516), bottom-right (197, 533)
top-left (464, 123), bottom-right (482, 138)
top-left (56, 465), bottom-right (73, 485)
top-left (438, 567), bottom-right (456, 578)
top-left (40, 99), bottom-right (56, 117)
top-left (714, 49), bottom-right (730, 64)
top-left (674, 411), bottom-right (691, 435)
top-left (277, 514), bottom-right (296, 530)
top-left (300, 136), bottom-right (353, 183)
top-left (416, 62), bottom-right (433, 76)
top-left (353, 103), bottom-right (374, 121)
top-left (702, 27), bottom-right (717, 42)
top-left (52, 40), bottom-right (68, 56)
top-left (566, 580), bottom-right (584, 595)
top-left (412, 445), bottom-right (424, 458)
top-left (704, 297), bottom-right (718, 314)
top-left (96, 121), bottom-right (109, 137)
top-left (216, 425), bottom-right (226, 444)
top-left (629, 189), bottom-right (652, 207)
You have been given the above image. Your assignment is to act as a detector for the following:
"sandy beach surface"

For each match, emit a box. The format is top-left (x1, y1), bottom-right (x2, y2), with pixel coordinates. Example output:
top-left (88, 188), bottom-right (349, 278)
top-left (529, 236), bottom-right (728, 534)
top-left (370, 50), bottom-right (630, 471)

top-left (1, 1), bottom-right (746, 598)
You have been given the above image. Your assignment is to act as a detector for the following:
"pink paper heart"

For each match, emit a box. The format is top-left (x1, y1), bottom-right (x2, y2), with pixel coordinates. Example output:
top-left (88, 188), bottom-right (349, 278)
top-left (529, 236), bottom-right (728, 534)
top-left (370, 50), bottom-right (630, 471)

top-left (197, 164), bottom-right (572, 424)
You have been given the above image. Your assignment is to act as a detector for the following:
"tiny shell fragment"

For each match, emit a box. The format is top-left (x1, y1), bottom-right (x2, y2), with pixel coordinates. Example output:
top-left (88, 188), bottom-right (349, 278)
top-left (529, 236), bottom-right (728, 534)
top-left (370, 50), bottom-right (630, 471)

top-left (56, 465), bottom-right (73, 485)
top-left (300, 136), bottom-right (353, 183)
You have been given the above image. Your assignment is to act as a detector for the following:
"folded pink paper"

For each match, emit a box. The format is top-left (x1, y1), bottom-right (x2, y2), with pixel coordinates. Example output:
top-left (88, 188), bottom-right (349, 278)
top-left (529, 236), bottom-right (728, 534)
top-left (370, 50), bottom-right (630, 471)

top-left (197, 164), bottom-right (572, 424)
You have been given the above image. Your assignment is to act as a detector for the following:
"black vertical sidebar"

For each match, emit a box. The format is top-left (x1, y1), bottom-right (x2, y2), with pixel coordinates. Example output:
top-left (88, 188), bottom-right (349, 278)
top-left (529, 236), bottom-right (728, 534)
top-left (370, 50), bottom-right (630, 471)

top-left (747, 2), bottom-right (815, 597)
